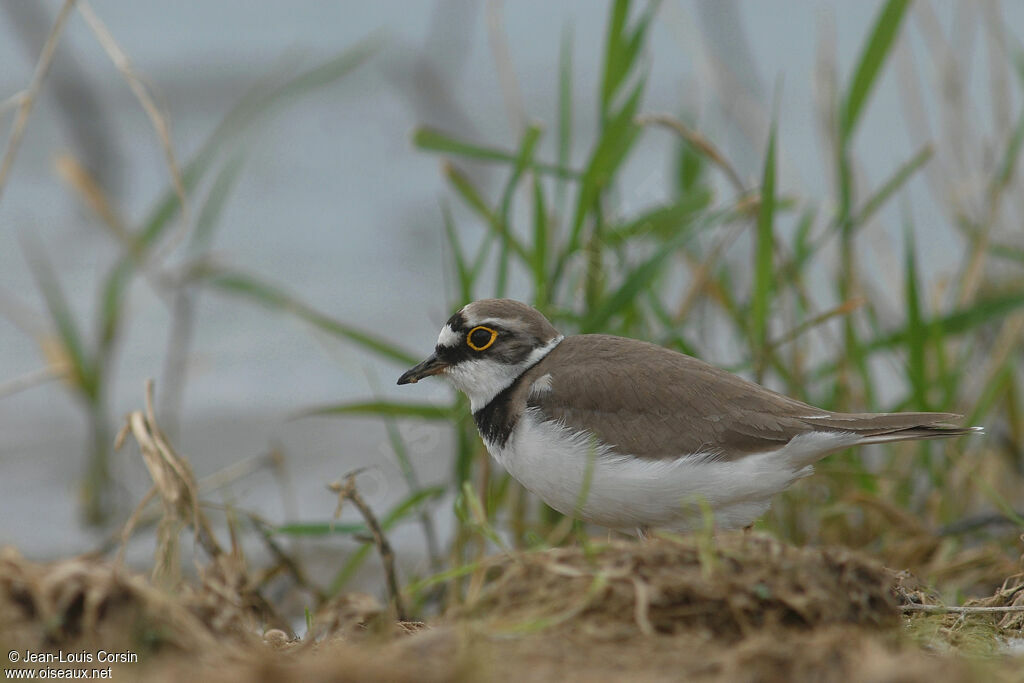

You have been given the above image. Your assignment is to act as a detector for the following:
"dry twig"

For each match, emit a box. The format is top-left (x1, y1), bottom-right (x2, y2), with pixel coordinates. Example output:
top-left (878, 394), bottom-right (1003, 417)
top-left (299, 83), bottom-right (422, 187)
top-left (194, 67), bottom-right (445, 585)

top-left (330, 472), bottom-right (408, 621)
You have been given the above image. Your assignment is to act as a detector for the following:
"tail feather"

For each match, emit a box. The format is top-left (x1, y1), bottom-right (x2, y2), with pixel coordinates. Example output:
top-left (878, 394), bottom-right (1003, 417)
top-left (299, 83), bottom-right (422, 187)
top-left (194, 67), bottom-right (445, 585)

top-left (856, 424), bottom-right (983, 446)
top-left (797, 411), bottom-right (982, 446)
top-left (779, 416), bottom-right (982, 471)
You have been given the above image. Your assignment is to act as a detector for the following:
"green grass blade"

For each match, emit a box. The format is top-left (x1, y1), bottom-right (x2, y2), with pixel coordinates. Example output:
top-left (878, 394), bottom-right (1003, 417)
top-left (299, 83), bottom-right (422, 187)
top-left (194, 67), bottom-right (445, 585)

top-left (200, 269), bottom-right (420, 365)
top-left (499, 124), bottom-right (543, 222)
top-left (565, 77), bottom-right (645, 258)
top-left (790, 207), bottom-right (817, 274)
top-left (297, 400), bottom-right (453, 421)
top-left (599, 0), bottom-right (631, 118)
top-left (556, 24), bottom-right (574, 211)
top-left (442, 202), bottom-right (473, 302)
top-left (453, 414), bottom-right (476, 487)
top-left (414, 128), bottom-right (577, 179)
top-left (469, 232), bottom-right (495, 289)
top-left (551, 1), bottom-right (653, 294)
top-left (752, 117), bottom-right (778, 378)
top-left (191, 153), bottom-right (246, 252)
top-left (604, 191), bottom-right (711, 246)
top-left (444, 163), bottom-right (530, 262)
top-left (459, 481), bottom-right (508, 550)
top-left (98, 259), bottom-right (133, 353)
top-left (275, 521), bottom-right (366, 536)
top-left (964, 362), bottom-right (1013, 428)
top-left (580, 230), bottom-right (690, 332)
top-left (599, 0), bottom-right (656, 121)
top-left (902, 215), bottom-right (928, 408)
top-left (870, 289), bottom-right (1024, 350)
top-left (276, 486), bottom-right (445, 537)
top-left (382, 417), bottom-right (443, 571)
top-left (811, 289), bottom-right (1024, 380)
top-left (415, 127), bottom-right (524, 164)
top-left (532, 175), bottom-right (550, 307)
top-left (988, 241), bottom-right (1024, 265)
top-left (840, 0), bottom-right (911, 142)
top-left (443, 162), bottom-right (497, 223)
top-left (25, 245), bottom-right (95, 397)
top-left (674, 125), bottom-right (707, 196)
top-left (854, 144), bottom-right (932, 226)
top-left (496, 124), bottom-right (544, 295)
top-left (326, 484), bottom-right (447, 593)
top-left (381, 485), bottom-right (447, 524)
top-left (404, 561), bottom-right (482, 597)
top-left (970, 473), bottom-right (1024, 529)
top-left (645, 290), bottom-right (698, 356)
top-left (992, 106), bottom-right (1024, 194)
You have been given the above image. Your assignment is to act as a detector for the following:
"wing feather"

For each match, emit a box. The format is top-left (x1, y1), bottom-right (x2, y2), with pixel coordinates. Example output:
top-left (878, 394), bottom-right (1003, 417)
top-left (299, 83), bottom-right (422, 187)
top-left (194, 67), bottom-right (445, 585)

top-left (518, 335), bottom-right (970, 461)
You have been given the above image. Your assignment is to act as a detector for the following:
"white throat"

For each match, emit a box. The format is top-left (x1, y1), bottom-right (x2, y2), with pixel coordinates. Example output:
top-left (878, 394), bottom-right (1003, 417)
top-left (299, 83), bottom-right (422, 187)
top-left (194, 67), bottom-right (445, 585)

top-left (445, 336), bottom-right (563, 413)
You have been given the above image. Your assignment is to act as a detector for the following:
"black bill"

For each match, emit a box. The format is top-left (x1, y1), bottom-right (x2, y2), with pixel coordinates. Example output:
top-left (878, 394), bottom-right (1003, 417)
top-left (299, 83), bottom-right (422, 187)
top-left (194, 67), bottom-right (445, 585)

top-left (397, 353), bottom-right (448, 385)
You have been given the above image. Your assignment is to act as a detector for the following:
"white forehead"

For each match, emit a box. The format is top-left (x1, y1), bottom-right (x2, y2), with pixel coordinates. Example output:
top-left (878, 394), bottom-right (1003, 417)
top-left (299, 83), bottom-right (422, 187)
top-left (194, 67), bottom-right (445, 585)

top-left (437, 324), bottom-right (460, 347)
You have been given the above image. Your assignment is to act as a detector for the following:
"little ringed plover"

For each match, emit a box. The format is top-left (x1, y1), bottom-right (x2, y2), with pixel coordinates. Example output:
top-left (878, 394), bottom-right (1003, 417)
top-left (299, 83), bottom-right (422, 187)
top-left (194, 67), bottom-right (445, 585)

top-left (398, 299), bottom-right (980, 530)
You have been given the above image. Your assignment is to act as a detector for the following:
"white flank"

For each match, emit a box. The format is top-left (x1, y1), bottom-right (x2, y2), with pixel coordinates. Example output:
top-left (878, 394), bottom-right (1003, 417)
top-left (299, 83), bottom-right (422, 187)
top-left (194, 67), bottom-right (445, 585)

top-left (484, 412), bottom-right (866, 530)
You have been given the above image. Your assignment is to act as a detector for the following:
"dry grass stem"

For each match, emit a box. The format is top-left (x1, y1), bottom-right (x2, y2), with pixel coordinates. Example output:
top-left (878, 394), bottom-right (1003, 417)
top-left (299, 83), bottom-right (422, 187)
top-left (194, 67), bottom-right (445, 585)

top-left (637, 112), bottom-right (746, 193)
top-left (330, 472), bottom-right (408, 621)
top-left (675, 219), bottom-right (747, 321)
top-left (54, 153), bottom-right (130, 244)
top-left (767, 297), bottom-right (865, 351)
top-left (0, 363), bottom-right (69, 399)
top-left (115, 380), bottom-right (222, 578)
top-left (0, 91), bottom-right (26, 117)
top-left (77, 0), bottom-right (189, 262)
top-left (901, 604), bottom-right (1024, 614)
top-left (0, 0), bottom-right (76, 203)
top-left (486, 0), bottom-right (526, 134)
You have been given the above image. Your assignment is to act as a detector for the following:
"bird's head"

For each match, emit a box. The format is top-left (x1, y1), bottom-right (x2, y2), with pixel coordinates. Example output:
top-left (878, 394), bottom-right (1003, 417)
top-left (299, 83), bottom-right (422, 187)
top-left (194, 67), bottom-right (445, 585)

top-left (397, 299), bottom-right (562, 411)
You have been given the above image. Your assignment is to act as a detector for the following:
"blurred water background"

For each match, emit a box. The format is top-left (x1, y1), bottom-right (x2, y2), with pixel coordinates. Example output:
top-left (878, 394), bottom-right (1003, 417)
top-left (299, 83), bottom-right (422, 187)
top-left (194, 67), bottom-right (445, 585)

top-left (1, 0), bottom-right (1021, 583)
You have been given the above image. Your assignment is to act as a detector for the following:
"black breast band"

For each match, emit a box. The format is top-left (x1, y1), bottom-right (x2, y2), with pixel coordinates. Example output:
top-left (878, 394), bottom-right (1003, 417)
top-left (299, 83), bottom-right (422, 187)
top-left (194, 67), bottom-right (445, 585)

top-left (473, 371), bottom-right (531, 448)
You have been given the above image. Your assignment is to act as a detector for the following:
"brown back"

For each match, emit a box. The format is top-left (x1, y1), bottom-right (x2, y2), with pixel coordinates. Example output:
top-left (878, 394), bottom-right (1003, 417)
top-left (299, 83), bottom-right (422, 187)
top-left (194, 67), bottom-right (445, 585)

top-left (515, 335), bottom-right (961, 460)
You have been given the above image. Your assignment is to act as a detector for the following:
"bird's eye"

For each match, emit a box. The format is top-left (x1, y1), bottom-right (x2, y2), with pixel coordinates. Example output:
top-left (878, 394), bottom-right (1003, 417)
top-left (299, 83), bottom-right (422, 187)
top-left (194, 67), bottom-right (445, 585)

top-left (467, 326), bottom-right (497, 351)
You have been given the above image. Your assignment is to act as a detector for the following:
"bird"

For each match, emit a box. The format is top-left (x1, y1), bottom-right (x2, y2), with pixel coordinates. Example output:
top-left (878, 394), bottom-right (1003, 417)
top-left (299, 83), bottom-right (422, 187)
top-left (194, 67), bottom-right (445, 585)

top-left (397, 299), bottom-right (980, 531)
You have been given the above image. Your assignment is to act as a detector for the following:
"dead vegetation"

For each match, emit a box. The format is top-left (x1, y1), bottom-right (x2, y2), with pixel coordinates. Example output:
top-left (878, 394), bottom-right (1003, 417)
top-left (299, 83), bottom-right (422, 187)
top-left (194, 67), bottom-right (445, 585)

top-left (2, 532), bottom-right (1020, 682)
top-left (462, 534), bottom-right (898, 639)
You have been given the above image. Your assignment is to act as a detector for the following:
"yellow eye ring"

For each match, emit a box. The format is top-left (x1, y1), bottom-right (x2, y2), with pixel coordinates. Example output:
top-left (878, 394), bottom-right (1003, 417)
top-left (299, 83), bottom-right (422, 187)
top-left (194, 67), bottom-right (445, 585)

top-left (466, 326), bottom-right (498, 351)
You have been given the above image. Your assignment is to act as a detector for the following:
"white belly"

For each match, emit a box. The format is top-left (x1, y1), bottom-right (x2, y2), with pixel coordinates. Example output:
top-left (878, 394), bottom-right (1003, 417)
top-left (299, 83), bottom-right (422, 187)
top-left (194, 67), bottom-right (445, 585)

top-left (484, 409), bottom-right (827, 530)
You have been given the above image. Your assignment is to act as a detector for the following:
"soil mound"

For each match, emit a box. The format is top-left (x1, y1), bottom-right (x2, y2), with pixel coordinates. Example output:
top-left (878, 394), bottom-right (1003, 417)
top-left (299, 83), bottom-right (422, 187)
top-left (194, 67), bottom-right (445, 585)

top-left (465, 532), bottom-right (899, 639)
